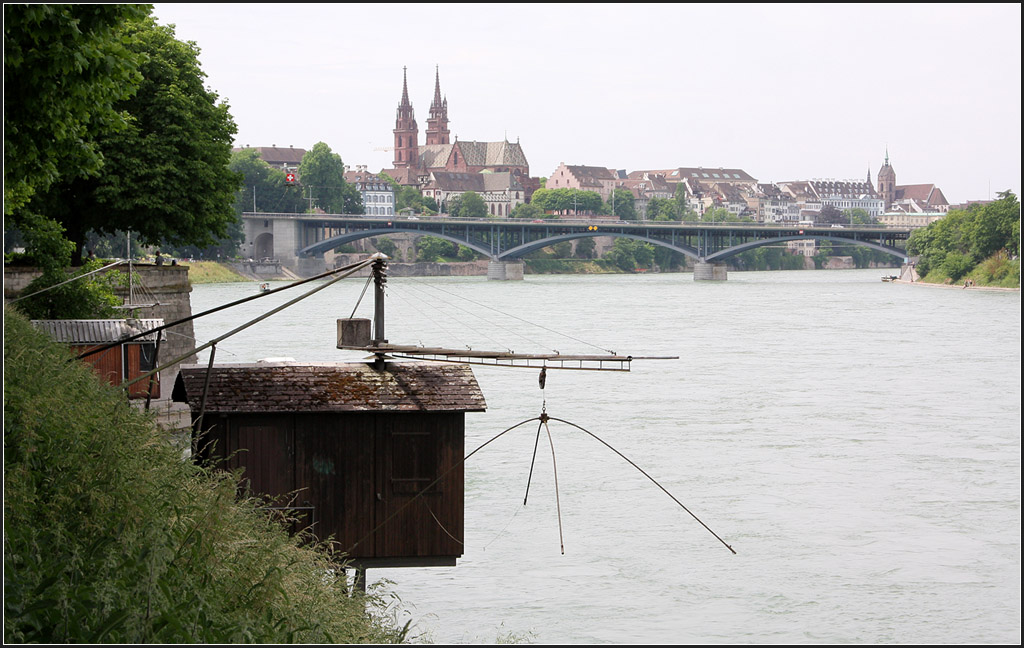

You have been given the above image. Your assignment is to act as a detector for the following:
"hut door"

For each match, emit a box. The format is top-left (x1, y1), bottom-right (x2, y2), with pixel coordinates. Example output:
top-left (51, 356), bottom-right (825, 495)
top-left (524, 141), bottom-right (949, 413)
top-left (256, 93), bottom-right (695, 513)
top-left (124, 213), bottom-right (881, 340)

top-left (227, 414), bottom-right (295, 508)
top-left (374, 413), bottom-right (464, 559)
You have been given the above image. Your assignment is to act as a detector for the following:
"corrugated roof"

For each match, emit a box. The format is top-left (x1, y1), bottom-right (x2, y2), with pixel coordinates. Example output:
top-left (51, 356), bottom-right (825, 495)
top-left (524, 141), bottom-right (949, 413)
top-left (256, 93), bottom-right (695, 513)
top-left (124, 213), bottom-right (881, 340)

top-left (32, 319), bottom-right (164, 344)
top-left (172, 361), bottom-right (487, 413)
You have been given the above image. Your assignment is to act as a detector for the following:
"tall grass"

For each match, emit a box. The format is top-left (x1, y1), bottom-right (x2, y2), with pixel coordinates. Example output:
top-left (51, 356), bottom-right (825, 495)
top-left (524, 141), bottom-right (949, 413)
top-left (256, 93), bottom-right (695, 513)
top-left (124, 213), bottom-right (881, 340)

top-left (3, 309), bottom-right (405, 643)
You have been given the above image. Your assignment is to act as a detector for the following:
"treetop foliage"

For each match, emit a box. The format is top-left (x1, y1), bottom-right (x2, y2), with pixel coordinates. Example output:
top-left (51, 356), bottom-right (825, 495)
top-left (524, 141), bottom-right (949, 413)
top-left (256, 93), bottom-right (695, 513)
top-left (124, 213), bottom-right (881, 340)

top-left (5, 6), bottom-right (243, 269)
top-left (298, 142), bottom-right (362, 214)
top-left (907, 191), bottom-right (1020, 283)
top-left (3, 4), bottom-right (150, 215)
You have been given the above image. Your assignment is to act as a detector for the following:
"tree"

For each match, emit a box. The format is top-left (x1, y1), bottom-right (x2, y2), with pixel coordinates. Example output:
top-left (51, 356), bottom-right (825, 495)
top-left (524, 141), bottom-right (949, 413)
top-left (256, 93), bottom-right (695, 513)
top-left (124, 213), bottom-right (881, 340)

top-left (510, 203), bottom-right (543, 219)
top-left (416, 236), bottom-right (456, 262)
top-left (907, 191), bottom-right (1020, 282)
top-left (4, 5), bottom-right (148, 217)
top-left (647, 197), bottom-right (680, 221)
top-left (606, 188), bottom-right (637, 221)
top-left (701, 206), bottom-right (735, 222)
top-left (27, 17), bottom-right (242, 263)
top-left (816, 205), bottom-right (846, 225)
top-left (231, 148), bottom-right (305, 215)
top-left (457, 191), bottom-right (488, 219)
top-left (843, 208), bottom-right (876, 225)
top-left (575, 237), bottom-right (597, 259)
top-left (298, 142), bottom-right (362, 214)
top-left (604, 238), bottom-right (654, 271)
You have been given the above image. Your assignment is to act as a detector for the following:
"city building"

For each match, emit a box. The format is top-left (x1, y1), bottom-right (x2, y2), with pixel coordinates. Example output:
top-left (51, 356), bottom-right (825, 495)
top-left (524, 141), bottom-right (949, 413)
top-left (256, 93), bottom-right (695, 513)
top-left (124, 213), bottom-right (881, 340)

top-left (344, 166), bottom-right (396, 217)
top-left (547, 164), bottom-right (618, 203)
top-left (421, 171), bottom-right (525, 217)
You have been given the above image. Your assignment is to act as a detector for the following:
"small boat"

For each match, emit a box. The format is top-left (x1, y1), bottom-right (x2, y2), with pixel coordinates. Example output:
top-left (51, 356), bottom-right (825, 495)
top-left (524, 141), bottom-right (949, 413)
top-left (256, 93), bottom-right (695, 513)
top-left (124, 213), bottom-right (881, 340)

top-left (881, 275), bottom-right (898, 282)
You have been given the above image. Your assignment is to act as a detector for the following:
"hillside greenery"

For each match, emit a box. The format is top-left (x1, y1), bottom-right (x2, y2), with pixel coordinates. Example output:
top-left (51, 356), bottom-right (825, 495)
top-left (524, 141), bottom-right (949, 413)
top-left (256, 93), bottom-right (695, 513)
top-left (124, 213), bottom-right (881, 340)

top-left (3, 310), bottom-right (406, 643)
top-left (907, 191), bottom-right (1020, 286)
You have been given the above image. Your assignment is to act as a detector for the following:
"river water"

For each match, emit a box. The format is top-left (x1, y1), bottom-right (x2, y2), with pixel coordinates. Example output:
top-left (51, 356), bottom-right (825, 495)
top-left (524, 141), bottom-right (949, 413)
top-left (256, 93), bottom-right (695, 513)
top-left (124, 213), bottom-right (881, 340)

top-left (189, 269), bottom-right (1021, 644)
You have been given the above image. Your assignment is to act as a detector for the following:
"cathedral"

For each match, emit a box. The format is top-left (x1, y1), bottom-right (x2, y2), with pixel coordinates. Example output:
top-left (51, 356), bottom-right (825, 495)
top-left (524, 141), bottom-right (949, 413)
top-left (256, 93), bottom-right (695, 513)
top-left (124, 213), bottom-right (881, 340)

top-left (384, 68), bottom-right (531, 188)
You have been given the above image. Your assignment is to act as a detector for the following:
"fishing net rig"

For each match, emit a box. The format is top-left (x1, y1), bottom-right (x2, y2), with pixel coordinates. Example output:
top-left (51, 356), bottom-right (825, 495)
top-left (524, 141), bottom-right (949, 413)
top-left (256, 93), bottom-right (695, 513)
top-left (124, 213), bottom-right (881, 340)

top-left (337, 256), bottom-right (735, 556)
top-left (94, 253), bottom-right (733, 556)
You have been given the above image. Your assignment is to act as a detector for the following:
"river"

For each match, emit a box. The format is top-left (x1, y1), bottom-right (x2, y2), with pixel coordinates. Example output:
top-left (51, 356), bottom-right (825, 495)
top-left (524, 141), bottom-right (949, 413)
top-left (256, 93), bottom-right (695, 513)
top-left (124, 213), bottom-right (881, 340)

top-left (189, 269), bottom-right (1021, 644)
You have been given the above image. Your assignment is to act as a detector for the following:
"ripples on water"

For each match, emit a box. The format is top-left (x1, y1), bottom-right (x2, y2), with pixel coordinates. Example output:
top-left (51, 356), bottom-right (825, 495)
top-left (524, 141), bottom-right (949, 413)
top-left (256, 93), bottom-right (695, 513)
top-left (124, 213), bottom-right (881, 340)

top-left (191, 269), bottom-right (1021, 644)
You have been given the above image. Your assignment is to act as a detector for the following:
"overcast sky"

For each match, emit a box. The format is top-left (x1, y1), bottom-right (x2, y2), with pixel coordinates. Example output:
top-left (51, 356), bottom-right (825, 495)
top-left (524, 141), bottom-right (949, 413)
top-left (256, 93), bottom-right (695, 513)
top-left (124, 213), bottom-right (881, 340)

top-left (152, 3), bottom-right (1020, 204)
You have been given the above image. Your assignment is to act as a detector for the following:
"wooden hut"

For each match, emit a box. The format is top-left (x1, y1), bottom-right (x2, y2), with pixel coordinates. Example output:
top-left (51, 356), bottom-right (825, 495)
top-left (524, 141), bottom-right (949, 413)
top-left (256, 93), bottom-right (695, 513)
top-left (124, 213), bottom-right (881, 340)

top-left (172, 360), bottom-right (486, 568)
top-left (31, 319), bottom-right (163, 399)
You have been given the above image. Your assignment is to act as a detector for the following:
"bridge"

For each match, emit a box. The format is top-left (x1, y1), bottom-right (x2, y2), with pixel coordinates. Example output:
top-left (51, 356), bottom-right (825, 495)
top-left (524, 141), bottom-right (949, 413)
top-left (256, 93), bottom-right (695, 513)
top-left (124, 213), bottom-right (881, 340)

top-left (240, 212), bottom-right (911, 280)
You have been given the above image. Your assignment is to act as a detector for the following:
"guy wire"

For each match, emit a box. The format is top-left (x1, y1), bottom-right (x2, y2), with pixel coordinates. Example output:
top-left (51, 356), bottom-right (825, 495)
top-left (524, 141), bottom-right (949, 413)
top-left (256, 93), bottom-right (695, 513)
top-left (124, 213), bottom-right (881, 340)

top-left (405, 276), bottom-right (615, 354)
top-left (393, 279), bottom-right (551, 352)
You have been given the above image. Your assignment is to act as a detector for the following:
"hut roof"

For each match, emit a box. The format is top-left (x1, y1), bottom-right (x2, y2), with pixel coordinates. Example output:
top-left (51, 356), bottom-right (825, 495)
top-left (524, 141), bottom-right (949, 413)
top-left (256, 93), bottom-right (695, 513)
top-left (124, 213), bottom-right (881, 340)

top-left (172, 361), bottom-right (487, 413)
top-left (31, 319), bottom-right (164, 344)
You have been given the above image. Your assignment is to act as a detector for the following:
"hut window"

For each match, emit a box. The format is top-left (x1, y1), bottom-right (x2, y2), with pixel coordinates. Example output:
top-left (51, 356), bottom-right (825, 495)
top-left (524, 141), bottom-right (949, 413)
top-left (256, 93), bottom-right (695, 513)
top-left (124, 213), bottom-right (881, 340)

top-left (390, 431), bottom-right (439, 494)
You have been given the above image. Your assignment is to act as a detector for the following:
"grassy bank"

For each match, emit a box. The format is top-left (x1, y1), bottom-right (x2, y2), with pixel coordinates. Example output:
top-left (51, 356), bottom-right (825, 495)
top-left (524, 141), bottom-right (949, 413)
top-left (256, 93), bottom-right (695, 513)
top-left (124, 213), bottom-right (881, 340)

top-left (181, 260), bottom-right (249, 284)
top-left (918, 252), bottom-right (1020, 288)
top-left (3, 310), bottom-right (405, 643)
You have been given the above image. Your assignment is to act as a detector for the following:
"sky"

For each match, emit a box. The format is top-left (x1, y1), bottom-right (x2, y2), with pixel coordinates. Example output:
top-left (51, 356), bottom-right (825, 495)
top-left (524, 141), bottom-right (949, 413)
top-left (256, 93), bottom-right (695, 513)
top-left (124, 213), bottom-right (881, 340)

top-left (152, 3), bottom-right (1021, 205)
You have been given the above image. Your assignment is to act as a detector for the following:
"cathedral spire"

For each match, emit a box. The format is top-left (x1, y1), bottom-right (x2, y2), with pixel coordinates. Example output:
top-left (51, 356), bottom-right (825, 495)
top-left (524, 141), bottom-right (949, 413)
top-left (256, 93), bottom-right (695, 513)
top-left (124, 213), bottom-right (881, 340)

top-left (431, 65), bottom-right (443, 109)
top-left (426, 65), bottom-right (450, 145)
top-left (393, 66), bottom-right (418, 170)
top-left (401, 66), bottom-right (411, 107)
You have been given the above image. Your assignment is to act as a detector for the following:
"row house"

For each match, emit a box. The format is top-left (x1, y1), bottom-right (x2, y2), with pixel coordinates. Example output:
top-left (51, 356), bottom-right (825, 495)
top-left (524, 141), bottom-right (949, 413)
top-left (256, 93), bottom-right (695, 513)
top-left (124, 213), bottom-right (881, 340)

top-left (746, 183), bottom-right (801, 223)
top-left (547, 163), bottom-right (618, 203)
top-left (633, 167), bottom-right (758, 188)
top-left (344, 167), bottom-right (396, 217)
top-left (421, 171), bottom-right (525, 218)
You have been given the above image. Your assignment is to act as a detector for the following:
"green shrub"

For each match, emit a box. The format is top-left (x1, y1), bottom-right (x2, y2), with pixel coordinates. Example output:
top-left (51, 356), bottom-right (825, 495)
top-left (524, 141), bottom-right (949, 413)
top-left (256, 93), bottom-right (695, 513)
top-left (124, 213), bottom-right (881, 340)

top-left (3, 310), bottom-right (404, 643)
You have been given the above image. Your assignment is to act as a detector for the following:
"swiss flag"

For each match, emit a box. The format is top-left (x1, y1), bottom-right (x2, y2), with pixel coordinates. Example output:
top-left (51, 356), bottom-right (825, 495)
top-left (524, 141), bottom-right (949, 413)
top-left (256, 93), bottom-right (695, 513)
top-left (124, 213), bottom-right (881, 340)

top-left (286, 173), bottom-right (296, 184)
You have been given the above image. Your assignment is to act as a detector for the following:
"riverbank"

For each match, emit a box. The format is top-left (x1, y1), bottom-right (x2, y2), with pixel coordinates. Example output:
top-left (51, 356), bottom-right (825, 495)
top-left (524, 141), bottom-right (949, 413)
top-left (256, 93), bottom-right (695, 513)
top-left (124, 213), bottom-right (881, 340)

top-left (894, 278), bottom-right (1020, 292)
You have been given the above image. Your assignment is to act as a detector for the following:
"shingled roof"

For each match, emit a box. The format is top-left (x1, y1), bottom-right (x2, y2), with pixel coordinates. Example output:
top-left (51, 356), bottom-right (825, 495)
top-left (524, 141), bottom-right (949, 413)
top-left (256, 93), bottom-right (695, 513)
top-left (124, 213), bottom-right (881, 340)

top-left (172, 361), bottom-right (486, 413)
top-left (32, 319), bottom-right (164, 344)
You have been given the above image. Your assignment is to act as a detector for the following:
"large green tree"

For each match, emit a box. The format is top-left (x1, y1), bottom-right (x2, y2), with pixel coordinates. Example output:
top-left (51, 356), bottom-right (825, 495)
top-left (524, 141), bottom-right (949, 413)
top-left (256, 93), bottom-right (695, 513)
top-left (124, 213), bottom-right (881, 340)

top-left (230, 148), bottom-right (305, 214)
top-left (298, 142), bottom-right (362, 214)
top-left (27, 17), bottom-right (241, 263)
top-left (606, 188), bottom-right (637, 220)
top-left (907, 191), bottom-right (1020, 282)
top-left (3, 4), bottom-right (149, 217)
top-left (456, 191), bottom-right (488, 219)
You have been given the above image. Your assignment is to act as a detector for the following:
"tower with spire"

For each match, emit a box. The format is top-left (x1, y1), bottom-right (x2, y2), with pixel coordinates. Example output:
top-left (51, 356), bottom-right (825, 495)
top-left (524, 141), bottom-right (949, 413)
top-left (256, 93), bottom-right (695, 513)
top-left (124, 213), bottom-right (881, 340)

top-left (877, 148), bottom-right (896, 210)
top-left (425, 66), bottom-right (450, 146)
top-left (393, 67), bottom-right (418, 169)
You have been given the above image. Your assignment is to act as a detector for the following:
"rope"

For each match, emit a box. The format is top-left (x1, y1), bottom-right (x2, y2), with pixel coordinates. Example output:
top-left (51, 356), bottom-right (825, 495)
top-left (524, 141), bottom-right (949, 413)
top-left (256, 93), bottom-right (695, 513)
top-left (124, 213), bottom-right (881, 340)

top-left (547, 415), bottom-right (736, 555)
top-left (404, 276), bottom-right (615, 354)
top-left (391, 279), bottom-right (548, 352)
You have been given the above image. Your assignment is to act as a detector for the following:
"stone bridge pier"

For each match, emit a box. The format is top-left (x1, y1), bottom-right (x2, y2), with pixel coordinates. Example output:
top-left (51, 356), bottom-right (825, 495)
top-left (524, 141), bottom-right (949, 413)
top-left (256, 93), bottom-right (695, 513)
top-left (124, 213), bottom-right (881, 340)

top-left (693, 261), bottom-right (728, 281)
top-left (487, 259), bottom-right (524, 281)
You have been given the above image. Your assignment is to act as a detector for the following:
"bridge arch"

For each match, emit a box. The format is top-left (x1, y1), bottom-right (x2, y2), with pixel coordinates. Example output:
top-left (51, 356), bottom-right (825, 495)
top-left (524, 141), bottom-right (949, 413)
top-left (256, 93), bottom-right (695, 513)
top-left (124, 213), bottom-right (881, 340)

top-left (497, 231), bottom-right (700, 261)
top-left (704, 234), bottom-right (908, 263)
top-left (298, 227), bottom-right (495, 260)
top-left (254, 232), bottom-right (274, 260)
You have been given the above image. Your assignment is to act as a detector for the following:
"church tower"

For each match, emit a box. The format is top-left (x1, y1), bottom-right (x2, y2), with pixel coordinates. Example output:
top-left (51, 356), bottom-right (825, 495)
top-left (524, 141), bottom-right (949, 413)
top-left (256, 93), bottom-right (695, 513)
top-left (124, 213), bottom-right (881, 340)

top-left (425, 66), bottom-right (450, 146)
top-left (393, 67), bottom-right (418, 169)
top-left (877, 149), bottom-right (896, 210)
